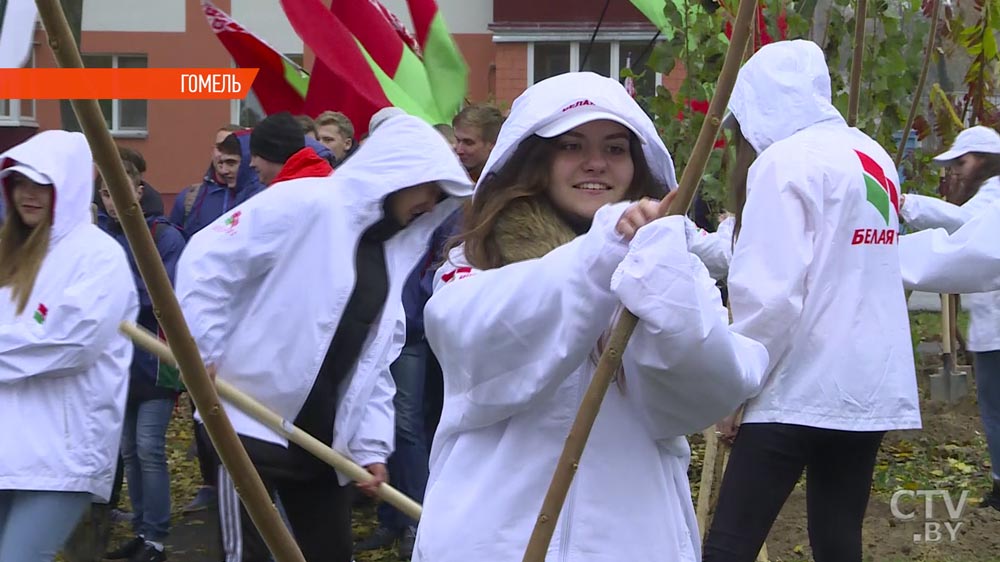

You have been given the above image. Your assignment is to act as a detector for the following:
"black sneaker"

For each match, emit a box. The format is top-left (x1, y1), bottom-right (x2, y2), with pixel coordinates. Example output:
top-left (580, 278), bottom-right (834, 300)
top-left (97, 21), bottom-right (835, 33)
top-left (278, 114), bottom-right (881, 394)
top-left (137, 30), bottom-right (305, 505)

top-left (979, 482), bottom-right (1000, 511)
top-left (128, 542), bottom-right (166, 562)
top-left (398, 526), bottom-right (416, 560)
top-left (105, 536), bottom-right (144, 560)
top-left (355, 525), bottom-right (399, 552)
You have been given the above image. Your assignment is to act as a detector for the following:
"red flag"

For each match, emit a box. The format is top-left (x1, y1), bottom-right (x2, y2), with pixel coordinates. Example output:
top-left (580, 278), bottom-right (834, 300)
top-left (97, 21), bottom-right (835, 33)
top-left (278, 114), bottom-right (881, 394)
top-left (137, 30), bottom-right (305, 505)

top-left (328, 0), bottom-right (439, 119)
top-left (280, 0), bottom-right (393, 136)
top-left (201, 0), bottom-right (308, 115)
top-left (367, 0), bottom-right (422, 57)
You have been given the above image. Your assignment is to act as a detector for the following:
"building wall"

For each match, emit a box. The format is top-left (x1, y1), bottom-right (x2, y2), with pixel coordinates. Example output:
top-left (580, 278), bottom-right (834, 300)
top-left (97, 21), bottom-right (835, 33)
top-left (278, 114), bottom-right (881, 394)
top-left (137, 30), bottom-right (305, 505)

top-left (494, 0), bottom-right (650, 25)
top-left (35, 0), bottom-right (233, 206)
top-left (494, 43), bottom-right (528, 109)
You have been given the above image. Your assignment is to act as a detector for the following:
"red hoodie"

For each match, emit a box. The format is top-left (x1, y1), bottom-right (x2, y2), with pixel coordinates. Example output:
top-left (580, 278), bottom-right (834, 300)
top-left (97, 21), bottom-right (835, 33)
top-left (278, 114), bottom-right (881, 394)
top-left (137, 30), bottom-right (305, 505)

top-left (271, 147), bottom-right (334, 185)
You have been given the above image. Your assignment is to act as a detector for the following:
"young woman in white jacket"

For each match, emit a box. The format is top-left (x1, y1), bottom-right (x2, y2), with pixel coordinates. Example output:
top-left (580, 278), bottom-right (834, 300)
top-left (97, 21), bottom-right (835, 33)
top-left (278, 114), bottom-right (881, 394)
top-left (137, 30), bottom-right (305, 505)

top-left (413, 71), bottom-right (769, 562)
top-left (0, 131), bottom-right (138, 562)
top-left (899, 125), bottom-right (1000, 509)
top-left (701, 40), bottom-right (921, 562)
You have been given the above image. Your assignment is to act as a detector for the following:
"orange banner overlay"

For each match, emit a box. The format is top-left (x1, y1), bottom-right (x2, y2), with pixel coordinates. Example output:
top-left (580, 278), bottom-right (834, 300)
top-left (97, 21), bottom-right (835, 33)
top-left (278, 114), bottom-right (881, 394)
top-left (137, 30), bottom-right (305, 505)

top-left (0, 69), bottom-right (259, 99)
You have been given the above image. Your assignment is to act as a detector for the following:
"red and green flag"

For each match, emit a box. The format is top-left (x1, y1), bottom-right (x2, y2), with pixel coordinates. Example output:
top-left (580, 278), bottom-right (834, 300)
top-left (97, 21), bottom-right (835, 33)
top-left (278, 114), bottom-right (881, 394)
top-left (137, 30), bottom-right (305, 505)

top-left (855, 150), bottom-right (900, 225)
top-left (627, 0), bottom-right (671, 33)
top-left (281, 0), bottom-right (453, 134)
top-left (406, 0), bottom-right (469, 120)
top-left (329, 0), bottom-right (440, 123)
top-left (201, 0), bottom-right (309, 115)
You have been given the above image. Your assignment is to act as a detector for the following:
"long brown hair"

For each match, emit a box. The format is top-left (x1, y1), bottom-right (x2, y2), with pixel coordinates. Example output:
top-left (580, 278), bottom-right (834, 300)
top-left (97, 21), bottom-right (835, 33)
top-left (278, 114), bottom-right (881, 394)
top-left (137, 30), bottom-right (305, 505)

top-left (728, 123), bottom-right (758, 245)
top-left (0, 187), bottom-right (53, 315)
top-left (950, 152), bottom-right (1000, 204)
top-left (453, 131), bottom-right (663, 270)
top-left (451, 128), bottom-right (663, 391)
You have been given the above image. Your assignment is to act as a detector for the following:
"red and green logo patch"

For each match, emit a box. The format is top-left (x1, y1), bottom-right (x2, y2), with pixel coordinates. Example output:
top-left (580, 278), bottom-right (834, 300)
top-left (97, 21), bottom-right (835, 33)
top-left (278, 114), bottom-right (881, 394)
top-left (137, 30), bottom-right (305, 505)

top-left (855, 150), bottom-right (899, 225)
top-left (33, 303), bottom-right (47, 325)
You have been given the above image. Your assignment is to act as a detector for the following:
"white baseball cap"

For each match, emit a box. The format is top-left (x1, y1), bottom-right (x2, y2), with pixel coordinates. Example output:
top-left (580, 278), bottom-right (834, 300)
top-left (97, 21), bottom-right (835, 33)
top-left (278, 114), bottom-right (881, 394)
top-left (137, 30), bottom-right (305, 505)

top-left (535, 101), bottom-right (645, 143)
top-left (934, 126), bottom-right (1000, 163)
top-left (0, 163), bottom-right (53, 185)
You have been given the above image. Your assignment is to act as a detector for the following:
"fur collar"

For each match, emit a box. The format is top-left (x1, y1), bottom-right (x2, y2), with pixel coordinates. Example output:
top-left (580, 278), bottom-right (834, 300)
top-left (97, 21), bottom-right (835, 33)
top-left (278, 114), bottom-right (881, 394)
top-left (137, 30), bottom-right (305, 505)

top-left (493, 198), bottom-right (578, 266)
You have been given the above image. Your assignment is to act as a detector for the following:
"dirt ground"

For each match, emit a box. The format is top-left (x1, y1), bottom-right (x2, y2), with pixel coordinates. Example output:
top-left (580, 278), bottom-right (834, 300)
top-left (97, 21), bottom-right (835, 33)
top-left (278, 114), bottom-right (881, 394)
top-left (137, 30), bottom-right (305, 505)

top-left (759, 397), bottom-right (1000, 562)
top-left (742, 329), bottom-right (999, 562)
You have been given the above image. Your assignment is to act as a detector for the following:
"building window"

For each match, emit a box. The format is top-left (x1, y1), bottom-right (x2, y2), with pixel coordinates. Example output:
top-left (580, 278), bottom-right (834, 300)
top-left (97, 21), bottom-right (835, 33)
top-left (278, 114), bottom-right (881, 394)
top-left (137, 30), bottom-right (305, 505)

top-left (527, 40), bottom-right (660, 97)
top-left (533, 42), bottom-right (571, 83)
top-left (78, 54), bottom-right (148, 135)
top-left (232, 53), bottom-right (304, 127)
top-left (0, 49), bottom-right (37, 127)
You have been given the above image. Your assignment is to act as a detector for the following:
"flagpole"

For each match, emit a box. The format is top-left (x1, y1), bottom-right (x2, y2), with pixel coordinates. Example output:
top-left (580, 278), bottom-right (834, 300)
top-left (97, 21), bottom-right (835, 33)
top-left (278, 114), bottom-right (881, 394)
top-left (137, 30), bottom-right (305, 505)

top-left (521, 2), bottom-right (759, 560)
top-left (847, 0), bottom-right (868, 126)
top-left (32, 2), bottom-right (306, 561)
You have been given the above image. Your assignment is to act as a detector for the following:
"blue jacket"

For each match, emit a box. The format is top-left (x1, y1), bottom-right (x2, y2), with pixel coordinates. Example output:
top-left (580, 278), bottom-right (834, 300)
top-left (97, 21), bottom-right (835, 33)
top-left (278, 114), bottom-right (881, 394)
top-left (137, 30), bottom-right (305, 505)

top-left (98, 211), bottom-right (187, 401)
top-left (402, 208), bottom-right (463, 343)
top-left (305, 136), bottom-right (335, 166)
top-left (169, 131), bottom-right (264, 238)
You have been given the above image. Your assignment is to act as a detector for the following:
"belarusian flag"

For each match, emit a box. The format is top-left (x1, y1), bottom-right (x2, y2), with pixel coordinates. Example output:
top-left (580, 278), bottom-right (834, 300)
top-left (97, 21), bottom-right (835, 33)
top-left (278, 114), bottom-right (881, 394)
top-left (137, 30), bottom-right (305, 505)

top-left (627, 0), bottom-right (671, 33)
top-left (202, 0), bottom-right (308, 115)
top-left (855, 150), bottom-right (900, 225)
top-left (0, 0), bottom-right (37, 69)
top-left (280, 0), bottom-right (439, 135)
top-left (329, 0), bottom-right (440, 123)
top-left (370, 0), bottom-right (421, 56)
top-left (406, 0), bottom-right (469, 120)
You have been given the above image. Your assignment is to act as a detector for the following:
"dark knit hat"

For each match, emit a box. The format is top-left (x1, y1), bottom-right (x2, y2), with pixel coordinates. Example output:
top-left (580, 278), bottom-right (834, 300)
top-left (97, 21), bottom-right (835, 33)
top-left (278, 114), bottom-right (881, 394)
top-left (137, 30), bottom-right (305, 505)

top-left (250, 112), bottom-right (305, 164)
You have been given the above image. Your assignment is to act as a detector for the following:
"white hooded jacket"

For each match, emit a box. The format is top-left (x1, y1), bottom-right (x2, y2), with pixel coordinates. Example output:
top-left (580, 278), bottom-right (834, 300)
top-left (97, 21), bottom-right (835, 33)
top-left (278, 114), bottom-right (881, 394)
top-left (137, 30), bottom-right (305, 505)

top-left (900, 177), bottom-right (1000, 352)
top-left (900, 199), bottom-right (1000, 294)
top-left (176, 116), bottom-right (472, 479)
top-left (0, 130), bottom-right (138, 501)
top-left (727, 40), bottom-right (920, 432)
top-left (414, 73), bottom-right (769, 562)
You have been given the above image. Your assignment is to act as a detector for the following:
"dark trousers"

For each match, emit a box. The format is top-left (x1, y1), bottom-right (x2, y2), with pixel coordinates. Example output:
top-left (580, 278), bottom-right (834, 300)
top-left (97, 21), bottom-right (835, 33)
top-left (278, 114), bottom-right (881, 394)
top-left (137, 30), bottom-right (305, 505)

top-left (221, 436), bottom-right (353, 562)
top-left (702, 423), bottom-right (885, 562)
top-left (192, 398), bottom-right (218, 487)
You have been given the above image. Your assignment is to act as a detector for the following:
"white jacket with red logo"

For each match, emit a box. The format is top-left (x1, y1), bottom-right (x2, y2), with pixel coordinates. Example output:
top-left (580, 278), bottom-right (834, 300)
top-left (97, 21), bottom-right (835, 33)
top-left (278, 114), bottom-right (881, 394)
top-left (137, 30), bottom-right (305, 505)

top-left (0, 131), bottom-right (138, 501)
top-left (414, 72), bottom-right (769, 562)
top-left (726, 40), bottom-right (920, 432)
top-left (900, 177), bottom-right (1000, 352)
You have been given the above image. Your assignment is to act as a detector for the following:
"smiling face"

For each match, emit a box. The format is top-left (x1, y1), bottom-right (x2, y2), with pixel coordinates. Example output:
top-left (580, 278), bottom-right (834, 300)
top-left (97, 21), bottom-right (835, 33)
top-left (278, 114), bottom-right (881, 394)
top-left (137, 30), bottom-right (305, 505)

top-left (9, 173), bottom-right (53, 228)
top-left (214, 151), bottom-right (241, 188)
top-left (547, 120), bottom-right (635, 223)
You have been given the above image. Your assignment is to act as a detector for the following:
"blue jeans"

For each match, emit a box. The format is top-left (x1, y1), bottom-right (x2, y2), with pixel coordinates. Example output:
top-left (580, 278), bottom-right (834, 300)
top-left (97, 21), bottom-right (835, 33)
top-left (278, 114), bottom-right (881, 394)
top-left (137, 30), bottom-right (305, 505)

top-left (121, 398), bottom-right (174, 541)
top-left (0, 490), bottom-right (90, 562)
top-left (974, 351), bottom-right (1000, 482)
top-left (378, 340), bottom-right (430, 530)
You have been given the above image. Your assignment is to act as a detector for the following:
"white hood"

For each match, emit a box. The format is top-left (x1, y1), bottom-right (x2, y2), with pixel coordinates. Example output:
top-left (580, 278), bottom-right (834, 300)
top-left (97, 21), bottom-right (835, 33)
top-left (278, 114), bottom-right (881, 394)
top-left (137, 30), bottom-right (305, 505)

top-left (727, 40), bottom-right (846, 154)
top-left (1, 130), bottom-right (93, 242)
top-left (333, 113), bottom-right (474, 205)
top-left (478, 72), bottom-right (677, 193)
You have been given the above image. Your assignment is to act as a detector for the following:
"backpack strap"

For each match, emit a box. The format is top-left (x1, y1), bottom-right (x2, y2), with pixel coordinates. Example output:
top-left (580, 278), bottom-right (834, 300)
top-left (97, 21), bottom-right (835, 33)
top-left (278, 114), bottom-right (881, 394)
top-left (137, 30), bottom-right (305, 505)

top-left (183, 183), bottom-right (205, 219)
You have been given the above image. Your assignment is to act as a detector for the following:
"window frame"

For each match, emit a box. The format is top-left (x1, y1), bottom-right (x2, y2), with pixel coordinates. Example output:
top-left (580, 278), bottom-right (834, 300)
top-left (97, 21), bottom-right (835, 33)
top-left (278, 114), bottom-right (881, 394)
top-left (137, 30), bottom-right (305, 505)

top-left (80, 53), bottom-right (149, 137)
top-left (0, 47), bottom-right (38, 128)
top-left (507, 32), bottom-right (662, 96)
